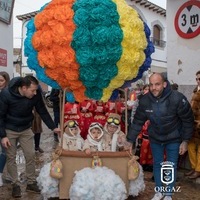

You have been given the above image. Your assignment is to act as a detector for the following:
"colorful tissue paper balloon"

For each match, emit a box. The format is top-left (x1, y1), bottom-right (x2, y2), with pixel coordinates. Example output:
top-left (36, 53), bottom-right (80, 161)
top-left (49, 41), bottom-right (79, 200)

top-left (24, 0), bottom-right (154, 102)
top-left (121, 22), bottom-right (155, 89)
top-left (109, 22), bottom-right (155, 99)
top-left (24, 18), bottom-right (60, 89)
top-left (109, 89), bottom-right (120, 102)
top-left (66, 92), bottom-right (75, 103)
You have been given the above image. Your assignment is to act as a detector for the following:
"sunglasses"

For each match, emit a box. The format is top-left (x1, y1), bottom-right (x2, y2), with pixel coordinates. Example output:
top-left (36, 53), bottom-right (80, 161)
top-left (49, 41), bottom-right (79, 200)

top-left (196, 78), bottom-right (200, 81)
top-left (65, 120), bottom-right (78, 128)
top-left (107, 117), bottom-right (120, 125)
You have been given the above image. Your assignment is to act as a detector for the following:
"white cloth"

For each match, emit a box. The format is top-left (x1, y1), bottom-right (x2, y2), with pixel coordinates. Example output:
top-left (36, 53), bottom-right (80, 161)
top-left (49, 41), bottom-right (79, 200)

top-left (87, 134), bottom-right (103, 151)
top-left (63, 133), bottom-right (83, 150)
top-left (104, 124), bottom-right (121, 152)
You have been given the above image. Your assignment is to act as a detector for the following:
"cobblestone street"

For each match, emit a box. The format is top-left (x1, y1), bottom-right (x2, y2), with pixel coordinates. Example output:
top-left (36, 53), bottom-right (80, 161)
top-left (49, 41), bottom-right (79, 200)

top-left (0, 109), bottom-right (200, 200)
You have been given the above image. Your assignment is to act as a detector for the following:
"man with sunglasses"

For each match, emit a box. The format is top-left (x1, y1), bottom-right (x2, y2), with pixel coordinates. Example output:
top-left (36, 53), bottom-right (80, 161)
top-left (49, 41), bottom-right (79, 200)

top-left (127, 73), bottom-right (194, 200)
top-left (186, 71), bottom-right (200, 179)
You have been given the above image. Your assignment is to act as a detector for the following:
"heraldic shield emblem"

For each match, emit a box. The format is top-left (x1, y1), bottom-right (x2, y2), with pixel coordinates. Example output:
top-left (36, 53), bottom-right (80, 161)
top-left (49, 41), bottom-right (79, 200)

top-left (161, 164), bottom-right (174, 185)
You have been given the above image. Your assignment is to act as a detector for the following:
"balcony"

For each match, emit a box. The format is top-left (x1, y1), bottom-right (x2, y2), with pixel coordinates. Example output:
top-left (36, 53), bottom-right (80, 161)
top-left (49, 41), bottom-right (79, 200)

top-left (150, 37), bottom-right (166, 48)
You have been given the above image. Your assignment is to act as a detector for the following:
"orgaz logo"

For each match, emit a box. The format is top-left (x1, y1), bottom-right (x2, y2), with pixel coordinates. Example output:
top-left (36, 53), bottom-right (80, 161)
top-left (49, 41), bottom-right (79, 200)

top-left (154, 161), bottom-right (181, 194)
top-left (161, 162), bottom-right (174, 185)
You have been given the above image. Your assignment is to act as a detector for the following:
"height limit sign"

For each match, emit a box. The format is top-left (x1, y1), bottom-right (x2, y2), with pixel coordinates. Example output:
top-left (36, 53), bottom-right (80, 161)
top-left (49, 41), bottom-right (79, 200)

top-left (175, 0), bottom-right (200, 39)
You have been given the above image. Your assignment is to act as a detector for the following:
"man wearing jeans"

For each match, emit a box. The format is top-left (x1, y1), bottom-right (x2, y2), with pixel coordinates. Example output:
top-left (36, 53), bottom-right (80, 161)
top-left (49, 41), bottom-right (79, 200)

top-left (127, 73), bottom-right (194, 200)
top-left (0, 76), bottom-right (60, 198)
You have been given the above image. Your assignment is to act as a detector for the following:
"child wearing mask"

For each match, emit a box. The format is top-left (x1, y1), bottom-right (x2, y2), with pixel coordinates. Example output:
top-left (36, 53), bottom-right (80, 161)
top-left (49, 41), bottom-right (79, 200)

top-left (61, 120), bottom-right (84, 151)
top-left (83, 122), bottom-right (105, 155)
top-left (103, 113), bottom-right (127, 152)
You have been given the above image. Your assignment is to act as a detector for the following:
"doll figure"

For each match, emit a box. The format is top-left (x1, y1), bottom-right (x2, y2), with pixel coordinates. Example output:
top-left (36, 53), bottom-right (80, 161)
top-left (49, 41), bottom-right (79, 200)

top-left (103, 113), bottom-right (127, 152)
top-left (61, 120), bottom-right (84, 151)
top-left (83, 122), bottom-right (105, 155)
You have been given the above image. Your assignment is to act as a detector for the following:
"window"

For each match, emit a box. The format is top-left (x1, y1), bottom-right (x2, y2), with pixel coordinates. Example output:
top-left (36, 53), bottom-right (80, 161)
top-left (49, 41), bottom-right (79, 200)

top-left (151, 24), bottom-right (166, 48)
top-left (153, 25), bottom-right (161, 44)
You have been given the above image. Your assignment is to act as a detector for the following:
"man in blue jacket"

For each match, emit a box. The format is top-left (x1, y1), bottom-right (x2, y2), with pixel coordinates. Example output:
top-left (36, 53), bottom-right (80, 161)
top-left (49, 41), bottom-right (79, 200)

top-left (127, 73), bottom-right (194, 200)
top-left (0, 75), bottom-right (60, 198)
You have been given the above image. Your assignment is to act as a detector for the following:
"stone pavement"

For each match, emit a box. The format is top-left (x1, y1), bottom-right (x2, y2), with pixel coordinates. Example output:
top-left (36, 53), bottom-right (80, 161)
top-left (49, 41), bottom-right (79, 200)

top-left (1, 108), bottom-right (200, 200)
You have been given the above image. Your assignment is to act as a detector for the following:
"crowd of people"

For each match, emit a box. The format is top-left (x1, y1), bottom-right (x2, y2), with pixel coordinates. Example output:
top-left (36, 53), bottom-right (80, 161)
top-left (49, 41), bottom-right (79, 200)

top-left (0, 71), bottom-right (199, 200)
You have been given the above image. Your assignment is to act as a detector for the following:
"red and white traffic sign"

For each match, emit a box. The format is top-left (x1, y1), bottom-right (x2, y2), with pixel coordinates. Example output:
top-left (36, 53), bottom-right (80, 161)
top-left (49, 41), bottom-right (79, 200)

top-left (174, 0), bottom-right (200, 39)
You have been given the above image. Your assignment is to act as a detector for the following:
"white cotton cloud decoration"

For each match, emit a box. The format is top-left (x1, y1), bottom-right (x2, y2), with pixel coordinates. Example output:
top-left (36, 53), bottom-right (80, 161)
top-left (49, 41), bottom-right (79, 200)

top-left (129, 164), bottom-right (145, 196)
top-left (36, 163), bottom-right (59, 200)
top-left (69, 167), bottom-right (127, 200)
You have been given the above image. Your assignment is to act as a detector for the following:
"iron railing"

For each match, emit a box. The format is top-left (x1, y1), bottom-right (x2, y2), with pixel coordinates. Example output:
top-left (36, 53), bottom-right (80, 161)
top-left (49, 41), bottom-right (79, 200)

top-left (150, 37), bottom-right (166, 48)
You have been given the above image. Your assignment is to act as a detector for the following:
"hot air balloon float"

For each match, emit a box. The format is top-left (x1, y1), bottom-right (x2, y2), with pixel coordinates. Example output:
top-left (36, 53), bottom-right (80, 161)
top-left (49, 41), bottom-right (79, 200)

top-left (25, 0), bottom-right (154, 199)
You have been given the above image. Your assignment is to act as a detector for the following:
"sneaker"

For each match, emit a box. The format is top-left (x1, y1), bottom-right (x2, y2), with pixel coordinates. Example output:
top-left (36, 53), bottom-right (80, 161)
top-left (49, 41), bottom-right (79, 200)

top-left (35, 147), bottom-right (44, 153)
top-left (163, 196), bottom-right (172, 200)
top-left (0, 173), bottom-right (3, 186)
top-left (151, 192), bottom-right (163, 200)
top-left (12, 184), bottom-right (21, 198)
top-left (26, 182), bottom-right (40, 193)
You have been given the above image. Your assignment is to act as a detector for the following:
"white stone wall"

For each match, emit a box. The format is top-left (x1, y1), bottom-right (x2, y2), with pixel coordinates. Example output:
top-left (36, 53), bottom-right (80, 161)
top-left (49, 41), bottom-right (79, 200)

top-left (167, 0), bottom-right (200, 87)
top-left (0, 19), bottom-right (14, 78)
top-left (21, 20), bottom-right (36, 77)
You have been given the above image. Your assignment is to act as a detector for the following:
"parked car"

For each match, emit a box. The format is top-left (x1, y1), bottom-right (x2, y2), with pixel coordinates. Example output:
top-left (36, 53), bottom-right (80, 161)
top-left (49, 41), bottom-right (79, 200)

top-left (44, 91), bottom-right (53, 108)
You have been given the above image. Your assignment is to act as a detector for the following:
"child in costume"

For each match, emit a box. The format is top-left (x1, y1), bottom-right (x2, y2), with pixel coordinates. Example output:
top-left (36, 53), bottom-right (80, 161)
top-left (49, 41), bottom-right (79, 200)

top-left (93, 100), bottom-right (106, 126)
top-left (103, 113), bottom-right (127, 152)
top-left (105, 100), bottom-right (116, 116)
top-left (79, 100), bottom-right (94, 139)
top-left (136, 120), bottom-right (153, 171)
top-left (116, 92), bottom-right (126, 132)
top-left (64, 102), bottom-right (85, 138)
top-left (64, 102), bottom-right (81, 122)
top-left (83, 122), bottom-right (105, 155)
top-left (61, 120), bottom-right (84, 151)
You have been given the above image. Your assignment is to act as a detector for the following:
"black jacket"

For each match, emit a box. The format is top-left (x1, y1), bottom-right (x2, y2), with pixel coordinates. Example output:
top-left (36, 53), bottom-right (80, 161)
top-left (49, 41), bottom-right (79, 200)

top-left (49, 89), bottom-right (60, 113)
top-left (127, 83), bottom-right (194, 144)
top-left (0, 77), bottom-right (56, 138)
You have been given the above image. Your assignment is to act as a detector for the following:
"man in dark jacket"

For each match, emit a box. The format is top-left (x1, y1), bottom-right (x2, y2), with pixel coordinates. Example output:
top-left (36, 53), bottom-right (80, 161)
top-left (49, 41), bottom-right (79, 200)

top-left (0, 75), bottom-right (60, 198)
top-left (127, 73), bottom-right (194, 200)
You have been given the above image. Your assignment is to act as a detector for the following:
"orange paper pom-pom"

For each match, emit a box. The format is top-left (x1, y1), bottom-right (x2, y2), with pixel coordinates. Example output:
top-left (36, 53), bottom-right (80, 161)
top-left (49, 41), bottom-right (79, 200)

top-left (73, 87), bottom-right (86, 102)
top-left (32, 0), bottom-right (87, 102)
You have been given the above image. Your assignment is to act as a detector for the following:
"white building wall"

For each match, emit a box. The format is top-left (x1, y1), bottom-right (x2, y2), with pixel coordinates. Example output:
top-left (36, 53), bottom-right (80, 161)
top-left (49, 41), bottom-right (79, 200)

top-left (127, 0), bottom-right (167, 72)
top-left (21, 20), bottom-right (32, 77)
top-left (167, 0), bottom-right (200, 99)
top-left (0, 20), bottom-right (14, 78)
